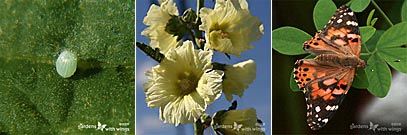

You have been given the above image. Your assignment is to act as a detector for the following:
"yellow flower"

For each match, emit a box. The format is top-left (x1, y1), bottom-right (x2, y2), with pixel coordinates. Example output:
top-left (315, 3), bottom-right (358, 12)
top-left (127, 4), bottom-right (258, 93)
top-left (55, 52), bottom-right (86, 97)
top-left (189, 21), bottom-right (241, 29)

top-left (144, 41), bottom-right (224, 126)
top-left (223, 59), bottom-right (256, 101)
top-left (212, 108), bottom-right (265, 135)
top-left (199, 0), bottom-right (263, 56)
top-left (141, 0), bottom-right (180, 54)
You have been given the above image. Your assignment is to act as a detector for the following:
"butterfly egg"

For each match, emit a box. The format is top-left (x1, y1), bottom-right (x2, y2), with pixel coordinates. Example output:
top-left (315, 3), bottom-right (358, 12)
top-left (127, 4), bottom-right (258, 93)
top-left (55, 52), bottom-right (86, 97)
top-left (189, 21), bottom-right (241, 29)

top-left (56, 50), bottom-right (77, 78)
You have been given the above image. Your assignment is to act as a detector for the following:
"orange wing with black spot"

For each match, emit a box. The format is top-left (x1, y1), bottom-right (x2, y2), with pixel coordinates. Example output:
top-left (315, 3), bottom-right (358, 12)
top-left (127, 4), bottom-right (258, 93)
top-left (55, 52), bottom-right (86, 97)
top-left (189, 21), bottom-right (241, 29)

top-left (294, 59), bottom-right (355, 130)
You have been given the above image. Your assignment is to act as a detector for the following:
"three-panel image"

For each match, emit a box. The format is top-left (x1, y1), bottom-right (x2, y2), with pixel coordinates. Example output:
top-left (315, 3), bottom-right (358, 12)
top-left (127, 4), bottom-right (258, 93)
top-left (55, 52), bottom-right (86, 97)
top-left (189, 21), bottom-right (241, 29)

top-left (0, 0), bottom-right (406, 134)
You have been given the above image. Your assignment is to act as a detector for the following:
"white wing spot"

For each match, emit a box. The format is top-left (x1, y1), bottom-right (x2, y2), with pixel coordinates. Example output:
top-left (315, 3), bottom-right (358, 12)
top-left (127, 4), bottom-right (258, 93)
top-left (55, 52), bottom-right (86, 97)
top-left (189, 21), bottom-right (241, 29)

top-left (348, 12), bottom-right (354, 16)
top-left (315, 106), bottom-right (321, 112)
top-left (315, 114), bottom-right (319, 118)
top-left (337, 19), bottom-right (343, 24)
top-left (322, 118), bottom-right (329, 123)
top-left (326, 105), bottom-right (331, 111)
top-left (318, 118), bottom-right (321, 121)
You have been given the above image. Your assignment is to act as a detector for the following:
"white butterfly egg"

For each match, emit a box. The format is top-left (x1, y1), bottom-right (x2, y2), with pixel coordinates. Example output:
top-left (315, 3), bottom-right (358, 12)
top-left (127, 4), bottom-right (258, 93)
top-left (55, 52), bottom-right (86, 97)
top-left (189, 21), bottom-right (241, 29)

top-left (56, 50), bottom-right (77, 78)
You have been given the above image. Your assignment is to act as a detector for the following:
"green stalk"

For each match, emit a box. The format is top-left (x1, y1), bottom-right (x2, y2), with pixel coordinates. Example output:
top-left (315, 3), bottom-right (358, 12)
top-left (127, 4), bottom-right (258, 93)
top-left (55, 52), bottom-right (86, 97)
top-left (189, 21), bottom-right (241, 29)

top-left (372, 0), bottom-right (394, 27)
top-left (196, 0), bottom-right (204, 17)
top-left (194, 120), bottom-right (204, 135)
top-left (194, 1), bottom-right (205, 133)
top-left (195, 0), bottom-right (205, 49)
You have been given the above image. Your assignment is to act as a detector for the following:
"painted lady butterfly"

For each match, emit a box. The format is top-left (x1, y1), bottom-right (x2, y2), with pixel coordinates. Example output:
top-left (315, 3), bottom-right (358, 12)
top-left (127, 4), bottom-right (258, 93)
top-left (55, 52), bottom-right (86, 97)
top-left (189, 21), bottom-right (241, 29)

top-left (293, 5), bottom-right (365, 130)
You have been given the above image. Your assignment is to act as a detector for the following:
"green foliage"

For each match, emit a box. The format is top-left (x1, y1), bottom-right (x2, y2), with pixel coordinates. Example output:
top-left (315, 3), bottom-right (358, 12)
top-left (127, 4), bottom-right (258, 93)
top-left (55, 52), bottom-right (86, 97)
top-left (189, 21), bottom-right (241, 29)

top-left (360, 26), bottom-right (376, 43)
top-left (352, 69), bottom-right (369, 89)
top-left (377, 22), bottom-right (407, 48)
top-left (272, 27), bottom-right (310, 55)
top-left (378, 48), bottom-right (407, 73)
top-left (350, 0), bottom-right (371, 12)
top-left (273, 0), bottom-right (407, 98)
top-left (402, 0), bottom-right (407, 21)
top-left (365, 30), bottom-right (384, 51)
top-left (367, 9), bottom-right (378, 26)
top-left (313, 0), bottom-right (336, 30)
top-left (365, 53), bottom-right (392, 97)
top-left (0, 0), bottom-right (134, 134)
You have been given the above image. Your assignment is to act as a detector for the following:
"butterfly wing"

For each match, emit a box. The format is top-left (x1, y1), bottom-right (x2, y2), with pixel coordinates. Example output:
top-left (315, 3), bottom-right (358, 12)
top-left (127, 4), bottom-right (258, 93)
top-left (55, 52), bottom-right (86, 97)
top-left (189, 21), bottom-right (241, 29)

top-left (294, 59), bottom-right (355, 130)
top-left (304, 5), bottom-right (361, 56)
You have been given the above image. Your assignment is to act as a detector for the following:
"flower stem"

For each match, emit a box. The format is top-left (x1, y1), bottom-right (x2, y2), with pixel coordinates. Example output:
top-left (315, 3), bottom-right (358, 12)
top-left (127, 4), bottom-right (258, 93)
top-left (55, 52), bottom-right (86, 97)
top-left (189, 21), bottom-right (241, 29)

top-left (195, 0), bottom-right (205, 49)
top-left (194, 120), bottom-right (204, 135)
top-left (197, 0), bottom-right (204, 16)
top-left (371, 0), bottom-right (394, 27)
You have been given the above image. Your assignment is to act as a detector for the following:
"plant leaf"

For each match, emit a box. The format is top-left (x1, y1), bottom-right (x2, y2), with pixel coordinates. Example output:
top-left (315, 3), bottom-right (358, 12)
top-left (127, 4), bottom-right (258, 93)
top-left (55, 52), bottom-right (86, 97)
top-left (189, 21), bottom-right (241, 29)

top-left (370, 18), bottom-right (378, 26)
top-left (360, 26), bottom-right (376, 43)
top-left (353, 68), bottom-right (369, 89)
top-left (272, 27), bottom-right (310, 55)
top-left (365, 30), bottom-right (385, 51)
top-left (350, 0), bottom-right (371, 12)
top-left (377, 22), bottom-right (407, 49)
top-left (0, 1), bottom-right (135, 134)
top-left (313, 0), bottom-right (337, 30)
top-left (352, 54), bottom-right (370, 89)
top-left (365, 53), bottom-right (392, 98)
top-left (402, 0), bottom-right (407, 21)
top-left (367, 9), bottom-right (375, 26)
top-left (377, 48), bottom-right (407, 73)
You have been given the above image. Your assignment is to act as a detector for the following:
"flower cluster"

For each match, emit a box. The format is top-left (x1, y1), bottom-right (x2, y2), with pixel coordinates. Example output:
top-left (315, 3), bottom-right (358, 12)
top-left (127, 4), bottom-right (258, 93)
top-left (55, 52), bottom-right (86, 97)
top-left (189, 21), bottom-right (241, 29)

top-left (139, 0), bottom-right (264, 134)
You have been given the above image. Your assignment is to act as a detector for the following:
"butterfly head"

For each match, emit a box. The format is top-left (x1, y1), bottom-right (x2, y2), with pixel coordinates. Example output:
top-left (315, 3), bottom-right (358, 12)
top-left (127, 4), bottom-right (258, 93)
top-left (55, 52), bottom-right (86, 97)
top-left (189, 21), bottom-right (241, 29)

top-left (357, 59), bottom-right (365, 68)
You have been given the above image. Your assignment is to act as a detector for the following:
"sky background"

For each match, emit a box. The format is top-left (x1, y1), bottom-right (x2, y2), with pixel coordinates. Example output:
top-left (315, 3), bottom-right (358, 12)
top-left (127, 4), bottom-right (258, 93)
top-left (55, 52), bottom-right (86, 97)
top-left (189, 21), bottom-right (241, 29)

top-left (136, 0), bottom-right (271, 134)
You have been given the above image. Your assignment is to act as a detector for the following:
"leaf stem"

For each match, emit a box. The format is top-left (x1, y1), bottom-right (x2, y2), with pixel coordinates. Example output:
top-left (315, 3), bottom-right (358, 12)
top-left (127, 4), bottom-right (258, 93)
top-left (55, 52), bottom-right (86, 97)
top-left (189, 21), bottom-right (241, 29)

top-left (363, 43), bottom-right (372, 53)
top-left (197, 0), bottom-right (204, 17)
top-left (194, 120), bottom-right (204, 135)
top-left (371, 0), bottom-right (394, 27)
top-left (195, 0), bottom-right (205, 49)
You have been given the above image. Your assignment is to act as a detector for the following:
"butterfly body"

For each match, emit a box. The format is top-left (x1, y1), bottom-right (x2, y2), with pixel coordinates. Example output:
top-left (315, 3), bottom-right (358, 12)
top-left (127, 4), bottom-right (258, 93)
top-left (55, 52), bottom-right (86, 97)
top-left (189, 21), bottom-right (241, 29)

top-left (293, 5), bottom-right (364, 130)
top-left (314, 54), bottom-right (365, 68)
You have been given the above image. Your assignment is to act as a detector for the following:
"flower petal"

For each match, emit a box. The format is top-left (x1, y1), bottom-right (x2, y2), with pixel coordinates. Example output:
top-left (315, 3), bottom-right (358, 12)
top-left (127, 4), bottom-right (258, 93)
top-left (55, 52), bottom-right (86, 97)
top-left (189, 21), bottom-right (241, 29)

top-left (223, 59), bottom-right (256, 101)
top-left (196, 69), bottom-right (224, 105)
top-left (199, 0), bottom-right (263, 56)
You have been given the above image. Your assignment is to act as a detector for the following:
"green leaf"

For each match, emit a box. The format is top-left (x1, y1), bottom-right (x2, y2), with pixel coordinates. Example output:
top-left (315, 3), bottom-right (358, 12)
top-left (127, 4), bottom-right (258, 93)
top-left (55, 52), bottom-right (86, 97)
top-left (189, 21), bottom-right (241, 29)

top-left (367, 9), bottom-right (375, 26)
top-left (377, 22), bottom-right (407, 49)
top-left (350, 0), bottom-right (371, 12)
top-left (378, 48), bottom-right (407, 73)
top-left (353, 69), bottom-right (369, 89)
top-left (352, 55), bottom-right (370, 89)
top-left (365, 30), bottom-right (385, 51)
top-left (360, 26), bottom-right (376, 43)
top-left (370, 18), bottom-right (378, 26)
top-left (0, 1), bottom-right (134, 134)
top-left (313, 0), bottom-right (336, 30)
top-left (402, 0), bottom-right (407, 21)
top-left (272, 27), bottom-right (310, 55)
top-left (365, 53), bottom-right (392, 98)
